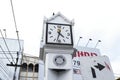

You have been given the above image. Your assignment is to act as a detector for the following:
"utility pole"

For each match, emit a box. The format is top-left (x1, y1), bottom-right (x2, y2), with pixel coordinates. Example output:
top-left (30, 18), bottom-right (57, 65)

top-left (7, 52), bottom-right (21, 80)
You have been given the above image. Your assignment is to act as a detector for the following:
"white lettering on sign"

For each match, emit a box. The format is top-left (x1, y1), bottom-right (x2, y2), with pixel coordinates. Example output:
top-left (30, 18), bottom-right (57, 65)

top-left (73, 51), bottom-right (98, 57)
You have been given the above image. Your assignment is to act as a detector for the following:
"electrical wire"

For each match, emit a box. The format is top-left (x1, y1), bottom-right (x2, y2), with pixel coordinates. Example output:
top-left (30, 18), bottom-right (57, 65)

top-left (0, 51), bottom-right (22, 59)
top-left (9, 0), bottom-right (21, 52)
top-left (0, 58), bottom-right (22, 59)
top-left (0, 63), bottom-right (10, 74)
top-left (0, 63), bottom-right (10, 77)
top-left (0, 29), bottom-right (15, 64)
top-left (0, 71), bottom-right (9, 80)
top-left (0, 51), bottom-right (19, 54)
top-left (0, 45), bottom-right (11, 63)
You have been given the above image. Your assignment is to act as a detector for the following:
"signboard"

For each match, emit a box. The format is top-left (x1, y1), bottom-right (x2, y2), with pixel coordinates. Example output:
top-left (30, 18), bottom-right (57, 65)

top-left (79, 56), bottom-right (115, 80)
top-left (73, 46), bottom-right (101, 80)
top-left (73, 46), bottom-right (101, 57)
top-left (73, 68), bottom-right (82, 80)
top-left (73, 57), bottom-right (83, 80)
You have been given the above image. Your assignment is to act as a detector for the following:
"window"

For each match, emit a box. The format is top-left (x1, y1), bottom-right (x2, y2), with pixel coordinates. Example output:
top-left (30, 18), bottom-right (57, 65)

top-left (28, 63), bottom-right (34, 72)
top-left (21, 63), bottom-right (27, 71)
top-left (35, 64), bottom-right (39, 72)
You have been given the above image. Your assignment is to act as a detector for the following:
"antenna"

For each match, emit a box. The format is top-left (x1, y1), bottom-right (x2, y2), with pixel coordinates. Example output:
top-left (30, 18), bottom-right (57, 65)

top-left (85, 38), bottom-right (92, 47)
top-left (3, 29), bottom-right (7, 38)
top-left (76, 37), bottom-right (82, 46)
top-left (94, 40), bottom-right (101, 48)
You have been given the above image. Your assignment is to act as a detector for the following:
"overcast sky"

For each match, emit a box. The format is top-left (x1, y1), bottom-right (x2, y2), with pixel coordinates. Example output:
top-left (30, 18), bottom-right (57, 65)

top-left (0, 0), bottom-right (120, 76)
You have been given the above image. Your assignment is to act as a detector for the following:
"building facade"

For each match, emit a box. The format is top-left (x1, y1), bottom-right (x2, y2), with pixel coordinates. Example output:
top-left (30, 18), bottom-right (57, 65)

top-left (19, 55), bottom-right (39, 80)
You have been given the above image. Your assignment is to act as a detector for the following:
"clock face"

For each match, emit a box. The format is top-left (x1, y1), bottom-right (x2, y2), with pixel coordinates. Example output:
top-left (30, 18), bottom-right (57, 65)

top-left (46, 23), bottom-right (73, 45)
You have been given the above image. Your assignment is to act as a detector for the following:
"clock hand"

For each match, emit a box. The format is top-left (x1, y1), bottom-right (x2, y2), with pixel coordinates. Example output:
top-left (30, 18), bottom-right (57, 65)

top-left (59, 33), bottom-right (64, 38)
top-left (57, 32), bottom-right (60, 41)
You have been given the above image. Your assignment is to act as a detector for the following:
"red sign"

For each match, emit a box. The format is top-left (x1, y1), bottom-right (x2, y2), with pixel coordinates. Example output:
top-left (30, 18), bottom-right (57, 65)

top-left (73, 46), bottom-right (101, 58)
top-left (74, 51), bottom-right (98, 57)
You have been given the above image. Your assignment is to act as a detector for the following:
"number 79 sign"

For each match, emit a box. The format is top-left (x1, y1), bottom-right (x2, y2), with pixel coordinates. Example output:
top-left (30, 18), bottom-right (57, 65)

top-left (73, 60), bottom-right (80, 67)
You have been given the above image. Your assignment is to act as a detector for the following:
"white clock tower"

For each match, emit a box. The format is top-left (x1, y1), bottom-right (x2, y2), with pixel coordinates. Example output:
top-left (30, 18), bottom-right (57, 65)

top-left (39, 12), bottom-right (74, 80)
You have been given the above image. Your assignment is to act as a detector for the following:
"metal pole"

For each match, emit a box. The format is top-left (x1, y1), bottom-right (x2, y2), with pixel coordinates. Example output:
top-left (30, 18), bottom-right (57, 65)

top-left (13, 52), bottom-right (19, 80)
top-left (94, 40), bottom-right (101, 48)
top-left (76, 37), bottom-right (82, 46)
top-left (85, 38), bottom-right (92, 47)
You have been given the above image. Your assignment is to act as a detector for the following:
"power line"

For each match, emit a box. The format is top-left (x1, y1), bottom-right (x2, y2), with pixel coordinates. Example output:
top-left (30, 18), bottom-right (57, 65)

top-left (0, 62), bottom-right (11, 75)
top-left (9, 0), bottom-right (21, 52)
top-left (0, 51), bottom-right (20, 54)
top-left (0, 45), bottom-right (11, 63)
top-left (0, 29), bottom-right (15, 64)
top-left (6, 52), bottom-right (22, 80)
top-left (0, 58), bottom-right (22, 59)
top-left (0, 70), bottom-right (9, 80)
top-left (0, 63), bottom-right (10, 78)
